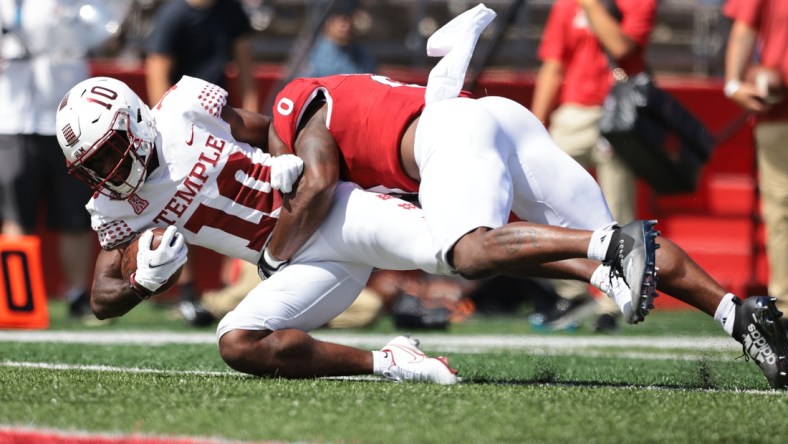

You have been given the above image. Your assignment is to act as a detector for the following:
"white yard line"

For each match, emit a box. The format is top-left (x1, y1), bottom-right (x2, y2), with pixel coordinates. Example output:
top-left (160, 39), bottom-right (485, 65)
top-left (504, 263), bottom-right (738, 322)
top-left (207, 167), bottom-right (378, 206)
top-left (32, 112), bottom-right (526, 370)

top-left (0, 360), bottom-right (239, 377)
top-left (0, 329), bottom-right (739, 352)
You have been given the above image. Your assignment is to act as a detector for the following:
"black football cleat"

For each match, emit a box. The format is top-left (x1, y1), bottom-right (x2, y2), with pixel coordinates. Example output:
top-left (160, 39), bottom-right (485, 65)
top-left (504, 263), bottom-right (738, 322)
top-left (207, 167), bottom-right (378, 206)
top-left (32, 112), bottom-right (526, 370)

top-left (604, 220), bottom-right (659, 323)
top-left (732, 296), bottom-right (788, 389)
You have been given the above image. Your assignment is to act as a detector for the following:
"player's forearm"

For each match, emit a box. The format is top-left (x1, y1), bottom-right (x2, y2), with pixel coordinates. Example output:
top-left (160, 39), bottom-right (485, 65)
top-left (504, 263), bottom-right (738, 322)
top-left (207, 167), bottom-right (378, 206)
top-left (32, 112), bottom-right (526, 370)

top-left (90, 249), bottom-right (143, 319)
top-left (91, 277), bottom-right (143, 319)
top-left (223, 107), bottom-right (269, 148)
top-left (266, 104), bottom-right (338, 261)
top-left (266, 172), bottom-right (335, 261)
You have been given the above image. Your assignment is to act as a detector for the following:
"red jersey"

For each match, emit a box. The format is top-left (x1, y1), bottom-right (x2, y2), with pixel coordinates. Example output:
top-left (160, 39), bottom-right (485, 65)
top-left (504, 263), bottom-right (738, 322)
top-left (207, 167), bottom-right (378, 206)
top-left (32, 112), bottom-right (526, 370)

top-left (538, 0), bottom-right (657, 106)
top-left (724, 0), bottom-right (788, 121)
top-left (272, 74), bottom-right (426, 193)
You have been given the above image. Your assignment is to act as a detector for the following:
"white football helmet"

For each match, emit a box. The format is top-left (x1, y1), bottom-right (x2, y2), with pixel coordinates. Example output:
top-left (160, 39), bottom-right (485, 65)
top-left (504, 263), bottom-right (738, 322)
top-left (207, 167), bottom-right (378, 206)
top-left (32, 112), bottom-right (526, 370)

top-left (56, 76), bottom-right (157, 200)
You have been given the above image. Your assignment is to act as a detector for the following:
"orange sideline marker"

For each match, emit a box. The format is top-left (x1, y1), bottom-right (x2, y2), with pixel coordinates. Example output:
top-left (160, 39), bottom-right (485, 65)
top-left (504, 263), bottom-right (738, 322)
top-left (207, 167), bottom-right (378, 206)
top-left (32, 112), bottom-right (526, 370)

top-left (0, 235), bottom-right (49, 329)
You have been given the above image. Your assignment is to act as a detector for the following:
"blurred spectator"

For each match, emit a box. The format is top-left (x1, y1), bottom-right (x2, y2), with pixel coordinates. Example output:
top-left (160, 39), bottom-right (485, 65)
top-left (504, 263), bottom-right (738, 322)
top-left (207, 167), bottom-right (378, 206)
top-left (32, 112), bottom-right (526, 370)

top-left (366, 270), bottom-right (476, 331)
top-left (297, 0), bottom-right (377, 78)
top-left (723, 0), bottom-right (788, 331)
top-left (0, 0), bottom-right (116, 320)
top-left (145, 0), bottom-right (257, 110)
top-left (145, 0), bottom-right (257, 325)
top-left (530, 0), bottom-right (658, 332)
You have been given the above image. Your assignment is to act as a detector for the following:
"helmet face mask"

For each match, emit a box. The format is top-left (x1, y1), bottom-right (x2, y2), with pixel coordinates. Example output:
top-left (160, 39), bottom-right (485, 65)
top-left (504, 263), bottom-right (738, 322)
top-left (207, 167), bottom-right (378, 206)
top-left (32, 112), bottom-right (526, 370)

top-left (56, 77), bottom-right (156, 200)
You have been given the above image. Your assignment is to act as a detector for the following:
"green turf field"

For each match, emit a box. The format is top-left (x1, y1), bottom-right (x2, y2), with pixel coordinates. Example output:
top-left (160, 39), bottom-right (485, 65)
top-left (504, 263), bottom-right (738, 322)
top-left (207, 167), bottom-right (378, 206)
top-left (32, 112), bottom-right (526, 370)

top-left (1, 301), bottom-right (786, 443)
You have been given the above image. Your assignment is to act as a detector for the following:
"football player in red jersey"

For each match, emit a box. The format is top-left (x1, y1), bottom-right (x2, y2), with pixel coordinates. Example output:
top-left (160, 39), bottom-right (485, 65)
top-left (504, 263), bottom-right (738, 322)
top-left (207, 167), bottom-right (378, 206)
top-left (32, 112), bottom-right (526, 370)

top-left (262, 72), bottom-right (788, 389)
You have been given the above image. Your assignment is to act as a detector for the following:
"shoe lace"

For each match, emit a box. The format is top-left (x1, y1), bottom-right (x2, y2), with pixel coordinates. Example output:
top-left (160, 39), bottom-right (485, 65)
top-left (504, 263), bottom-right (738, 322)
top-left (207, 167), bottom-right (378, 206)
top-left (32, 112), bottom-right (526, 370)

top-left (607, 265), bottom-right (624, 289)
top-left (734, 336), bottom-right (749, 362)
top-left (603, 226), bottom-right (636, 287)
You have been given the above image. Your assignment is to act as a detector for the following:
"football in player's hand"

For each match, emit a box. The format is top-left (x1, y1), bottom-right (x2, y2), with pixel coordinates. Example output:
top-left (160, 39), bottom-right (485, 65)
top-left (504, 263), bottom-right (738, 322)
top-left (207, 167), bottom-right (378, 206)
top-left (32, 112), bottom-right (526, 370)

top-left (121, 227), bottom-right (183, 294)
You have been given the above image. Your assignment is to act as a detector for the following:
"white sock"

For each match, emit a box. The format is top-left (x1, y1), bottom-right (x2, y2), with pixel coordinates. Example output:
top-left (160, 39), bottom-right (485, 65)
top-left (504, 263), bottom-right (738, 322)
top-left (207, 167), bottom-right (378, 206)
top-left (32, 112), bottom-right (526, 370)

top-left (372, 350), bottom-right (392, 376)
top-left (713, 293), bottom-right (738, 336)
top-left (590, 264), bottom-right (610, 292)
top-left (587, 224), bottom-right (617, 261)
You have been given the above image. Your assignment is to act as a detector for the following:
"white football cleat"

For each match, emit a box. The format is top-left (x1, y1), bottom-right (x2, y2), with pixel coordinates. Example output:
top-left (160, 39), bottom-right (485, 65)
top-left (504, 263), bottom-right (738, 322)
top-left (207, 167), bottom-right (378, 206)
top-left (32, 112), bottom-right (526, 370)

top-left (380, 335), bottom-right (459, 385)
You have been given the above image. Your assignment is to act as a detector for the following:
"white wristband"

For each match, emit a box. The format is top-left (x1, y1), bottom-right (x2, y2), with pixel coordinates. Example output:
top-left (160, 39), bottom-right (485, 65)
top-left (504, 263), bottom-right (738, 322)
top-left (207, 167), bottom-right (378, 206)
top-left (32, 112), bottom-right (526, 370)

top-left (724, 79), bottom-right (742, 98)
top-left (263, 248), bottom-right (287, 268)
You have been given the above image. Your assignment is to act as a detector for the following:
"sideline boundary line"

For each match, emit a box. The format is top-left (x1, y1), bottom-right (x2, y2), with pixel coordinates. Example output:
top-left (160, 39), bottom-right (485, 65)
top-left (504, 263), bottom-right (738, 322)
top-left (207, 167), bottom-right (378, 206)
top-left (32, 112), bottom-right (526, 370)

top-left (0, 426), bottom-right (261, 444)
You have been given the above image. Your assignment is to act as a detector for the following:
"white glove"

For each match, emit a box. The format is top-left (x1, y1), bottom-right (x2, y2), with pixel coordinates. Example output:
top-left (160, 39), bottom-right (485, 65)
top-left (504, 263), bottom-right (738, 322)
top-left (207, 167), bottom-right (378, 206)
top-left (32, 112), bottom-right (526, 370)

top-left (269, 154), bottom-right (304, 193)
top-left (132, 225), bottom-right (188, 293)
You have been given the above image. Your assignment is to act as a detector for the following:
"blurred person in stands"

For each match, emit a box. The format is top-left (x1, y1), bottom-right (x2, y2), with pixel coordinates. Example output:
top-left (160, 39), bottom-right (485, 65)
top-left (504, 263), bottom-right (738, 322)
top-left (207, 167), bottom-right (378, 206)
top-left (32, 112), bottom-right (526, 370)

top-left (0, 0), bottom-right (117, 320)
top-left (723, 0), bottom-right (788, 331)
top-left (146, 0), bottom-right (257, 111)
top-left (298, 0), bottom-right (377, 78)
top-left (530, 0), bottom-right (658, 333)
top-left (145, 0), bottom-right (257, 325)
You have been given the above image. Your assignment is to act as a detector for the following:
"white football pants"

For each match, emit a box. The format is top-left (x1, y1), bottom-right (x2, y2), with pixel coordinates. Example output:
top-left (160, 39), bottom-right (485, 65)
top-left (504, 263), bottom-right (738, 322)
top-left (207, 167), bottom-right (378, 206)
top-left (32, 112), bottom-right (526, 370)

top-left (414, 96), bottom-right (616, 262)
top-left (217, 182), bottom-right (447, 337)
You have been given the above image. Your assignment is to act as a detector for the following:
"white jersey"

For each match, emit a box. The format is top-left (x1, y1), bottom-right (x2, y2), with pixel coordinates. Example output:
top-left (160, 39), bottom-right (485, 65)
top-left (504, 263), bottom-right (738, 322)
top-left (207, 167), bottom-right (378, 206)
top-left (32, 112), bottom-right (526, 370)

top-left (87, 76), bottom-right (281, 263)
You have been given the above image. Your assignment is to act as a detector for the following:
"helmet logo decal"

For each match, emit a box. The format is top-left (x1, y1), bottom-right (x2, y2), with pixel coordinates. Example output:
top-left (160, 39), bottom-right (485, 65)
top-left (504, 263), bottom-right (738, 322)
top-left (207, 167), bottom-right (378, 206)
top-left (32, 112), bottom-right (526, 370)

top-left (128, 193), bottom-right (149, 215)
top-left (86, 85), bottom-right (119, 110)
top-left (62, 124), bottom-right (79, 147)
top-left (59, 93), bottom-right (69, 111)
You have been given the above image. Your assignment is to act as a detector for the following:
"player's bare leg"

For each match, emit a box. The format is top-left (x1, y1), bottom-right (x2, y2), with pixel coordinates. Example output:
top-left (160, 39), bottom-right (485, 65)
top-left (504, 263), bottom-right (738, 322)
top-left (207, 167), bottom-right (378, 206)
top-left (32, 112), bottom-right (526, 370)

top-left (451, 220), bottom-right (659, 323)
top-left (219, 329), bottom-right (373, 378)
top-left (637, 236), bottom-right (787, 389)
top-left (526, 239), bottom-right (725, 316)
top-left (219, 329), bottom-right (458, 383)
top-left (449, 223), bottom-right (596, 279)
top-left (650, 236), bottom-right (726, 316)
